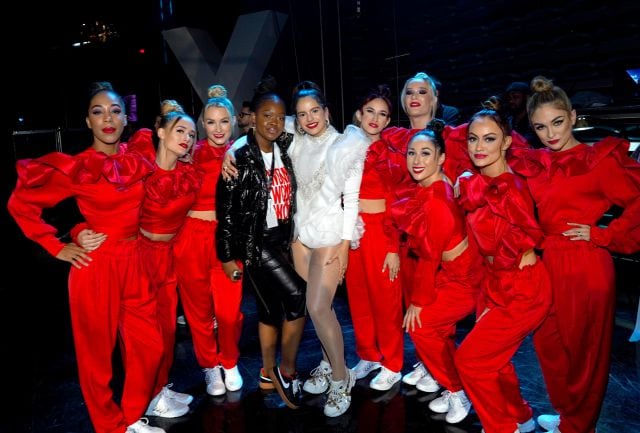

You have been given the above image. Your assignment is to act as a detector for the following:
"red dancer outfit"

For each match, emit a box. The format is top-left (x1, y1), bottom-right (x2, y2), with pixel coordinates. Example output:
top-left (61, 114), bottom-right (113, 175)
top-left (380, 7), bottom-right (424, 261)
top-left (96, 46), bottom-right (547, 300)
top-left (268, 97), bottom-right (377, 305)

top-left (391, 181), bottom-right (482, 393)
top-left (135, 129), bottom-right (202, 396)
top-left (455, 172), bottom-right (552, 433)
top-left (379, 127), bottom-right (422, 304)
top-left (173, 138), bottom-right (243, 372)
top-left (346, 138), bottom-right (404, 374)
top-left (511, 137), bottom-right (640, 433)
top-left (8, 145), bottom-right (161, 433)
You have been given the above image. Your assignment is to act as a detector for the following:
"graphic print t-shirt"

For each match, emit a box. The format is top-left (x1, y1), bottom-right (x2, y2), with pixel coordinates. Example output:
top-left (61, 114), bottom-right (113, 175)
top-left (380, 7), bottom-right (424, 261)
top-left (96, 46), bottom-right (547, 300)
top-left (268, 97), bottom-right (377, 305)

top-left (261, 146), bottom-right (291, 227)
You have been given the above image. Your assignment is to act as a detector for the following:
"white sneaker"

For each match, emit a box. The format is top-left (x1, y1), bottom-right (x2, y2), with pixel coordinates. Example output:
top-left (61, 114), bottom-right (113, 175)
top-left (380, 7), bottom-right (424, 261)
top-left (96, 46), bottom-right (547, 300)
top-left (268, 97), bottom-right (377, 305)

top-left (351, 359), bottom-right (381, 380)
top-left (145, 389), bottom-right (189, 418)
top-left (162, 383), bottom-right (193, 405)
top-left (402, 362), bottom-right (427, 386)
top-left (518, 417), bottom-right (536, 433)
top-left (303, 360), bottom-right (332, 394)
top-left (415, 370), bottom-right (440, 393)
top-left (324, 369), bottom-right (356, 417)
top-left (538, 414), bottom-right (560, 431)
top-left (204, 366), bottom-right (226, 396)
top-left (445, 390), bottom-right (471, 424)
top-left (126, 418), bottom-right (166, 433)
top-left (223, 365), bottom-right (243, 391)
top-left (369, 367), bottom-right (401, 391)
top-left (428, 390), bottom-right (452, 413)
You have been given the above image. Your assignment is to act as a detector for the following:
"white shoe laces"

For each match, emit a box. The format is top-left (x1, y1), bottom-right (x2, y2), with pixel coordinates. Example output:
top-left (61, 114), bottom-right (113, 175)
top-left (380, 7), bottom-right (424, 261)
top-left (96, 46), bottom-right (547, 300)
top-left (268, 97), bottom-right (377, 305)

top-left (411, 362), bottom-right (427, 377)
top-left (309, 365), bottom-right (330, 382)
top-left (439, 389), bottom-right (452, 403)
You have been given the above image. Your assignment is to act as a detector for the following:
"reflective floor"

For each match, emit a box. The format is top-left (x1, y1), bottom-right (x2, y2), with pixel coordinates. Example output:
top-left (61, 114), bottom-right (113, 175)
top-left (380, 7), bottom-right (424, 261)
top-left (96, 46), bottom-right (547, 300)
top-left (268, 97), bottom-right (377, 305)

top-left (4, 242), bottom-right (640, 433)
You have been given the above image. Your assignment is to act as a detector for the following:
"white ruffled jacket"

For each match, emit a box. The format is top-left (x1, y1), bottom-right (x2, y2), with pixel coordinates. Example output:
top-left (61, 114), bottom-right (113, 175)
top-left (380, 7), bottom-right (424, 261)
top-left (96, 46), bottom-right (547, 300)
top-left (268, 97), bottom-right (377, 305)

top-left (286, 117), bottom-right (371, 248)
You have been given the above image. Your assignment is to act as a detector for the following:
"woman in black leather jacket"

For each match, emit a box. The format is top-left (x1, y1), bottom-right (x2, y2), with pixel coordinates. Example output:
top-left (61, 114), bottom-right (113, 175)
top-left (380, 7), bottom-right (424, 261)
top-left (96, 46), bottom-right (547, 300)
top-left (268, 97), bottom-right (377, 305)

top-left (215, 90), bottom-right (307, 409)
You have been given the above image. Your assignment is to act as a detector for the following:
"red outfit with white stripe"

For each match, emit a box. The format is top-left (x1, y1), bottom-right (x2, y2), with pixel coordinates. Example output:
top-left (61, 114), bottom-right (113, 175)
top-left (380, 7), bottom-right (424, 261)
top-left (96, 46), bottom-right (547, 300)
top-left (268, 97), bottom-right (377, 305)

top-left (455, 172), bottom-right (551, 433)
top-left (173, 139), bottom-right (243, 370)
top-left (511, 138), bottom-right (640, 433)
top-left (346, 138), bottom-right (404, 372)
top-left (8, 145), bottom-right (160, 433)
top-left (392, 181), bottom-right (482, 392)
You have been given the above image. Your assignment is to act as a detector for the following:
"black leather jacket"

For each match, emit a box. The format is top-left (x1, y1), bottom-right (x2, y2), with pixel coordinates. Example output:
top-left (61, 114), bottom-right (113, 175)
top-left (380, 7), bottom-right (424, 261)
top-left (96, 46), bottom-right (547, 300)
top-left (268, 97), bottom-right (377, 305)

top-left (216, 129), bottom-right (297, 266)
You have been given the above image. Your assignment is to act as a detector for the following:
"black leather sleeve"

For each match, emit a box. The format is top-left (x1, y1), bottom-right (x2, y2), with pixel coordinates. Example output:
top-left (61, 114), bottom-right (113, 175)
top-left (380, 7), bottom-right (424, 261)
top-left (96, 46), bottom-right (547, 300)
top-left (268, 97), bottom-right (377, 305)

top-left (215, 169), bottom-right (239, 263)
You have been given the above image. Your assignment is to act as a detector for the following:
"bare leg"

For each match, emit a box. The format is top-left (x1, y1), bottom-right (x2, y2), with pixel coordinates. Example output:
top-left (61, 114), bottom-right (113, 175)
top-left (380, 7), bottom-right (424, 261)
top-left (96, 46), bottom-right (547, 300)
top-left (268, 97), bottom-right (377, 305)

top-left (259, 322), bottom-right (278, 371)
top-left (280, 317), bottom-right (306, 375)
top-left (306, 245), bottom-right (346, 380)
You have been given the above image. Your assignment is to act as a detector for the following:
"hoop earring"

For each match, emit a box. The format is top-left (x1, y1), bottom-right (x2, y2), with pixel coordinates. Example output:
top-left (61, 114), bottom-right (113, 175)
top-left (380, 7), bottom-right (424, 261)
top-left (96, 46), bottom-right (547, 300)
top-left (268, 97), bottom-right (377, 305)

top-left (326, 118), bottom-right (330, 128)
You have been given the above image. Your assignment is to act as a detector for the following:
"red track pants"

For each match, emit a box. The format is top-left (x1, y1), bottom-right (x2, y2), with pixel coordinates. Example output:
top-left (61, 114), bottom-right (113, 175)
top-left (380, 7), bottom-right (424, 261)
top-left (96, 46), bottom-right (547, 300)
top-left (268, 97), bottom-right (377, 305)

top-left (173, 217), bottom-right (243, 369)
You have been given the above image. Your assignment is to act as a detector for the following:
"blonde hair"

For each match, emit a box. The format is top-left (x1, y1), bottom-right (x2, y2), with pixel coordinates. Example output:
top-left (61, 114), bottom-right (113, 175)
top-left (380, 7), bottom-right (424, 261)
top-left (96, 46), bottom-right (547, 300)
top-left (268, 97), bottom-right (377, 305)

top-left (526, 75), bottom-right (573, 119)
top-left (400, 72), bottom-right (438, 119)
top-left (204, 84), bottom-right (236, 122)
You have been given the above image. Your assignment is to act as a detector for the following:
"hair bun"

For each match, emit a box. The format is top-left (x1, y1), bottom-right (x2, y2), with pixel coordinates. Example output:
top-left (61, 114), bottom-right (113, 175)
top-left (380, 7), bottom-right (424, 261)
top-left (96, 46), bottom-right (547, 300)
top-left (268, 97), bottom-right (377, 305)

top-left (481, 95), bottom-right (502, 111)
top-left (159, 99), bottom-right (184, 116)
top-left (530, 75), bottom-right (554, 94)
top-left (376, 84), bottom-right (391, 99)
top-left (208, 85), bottom-right (227, 98)
top-left (255, 75), bottom-right (278, 95)
top-left (426, 118), bottom-right (445, 134)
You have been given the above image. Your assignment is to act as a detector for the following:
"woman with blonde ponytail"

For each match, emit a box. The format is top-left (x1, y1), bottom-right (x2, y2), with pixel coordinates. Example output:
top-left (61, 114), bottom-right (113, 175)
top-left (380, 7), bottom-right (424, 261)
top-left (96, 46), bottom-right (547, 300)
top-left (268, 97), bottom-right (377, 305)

top-left (173, 84), bottom-right (245, 397)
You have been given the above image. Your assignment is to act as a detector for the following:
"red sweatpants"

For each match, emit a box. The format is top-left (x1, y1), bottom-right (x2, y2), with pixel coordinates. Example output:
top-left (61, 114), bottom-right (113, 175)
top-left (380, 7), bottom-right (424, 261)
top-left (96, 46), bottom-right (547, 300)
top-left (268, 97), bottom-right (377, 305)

top-left (139, 236), bottom-right (180, 396)
top-left (409, 250), bottom-right (480, 391)
top-left (534, 239), bottom-right (615, 433)
top-left (68, 238), bottom-right (163, 433)
top-left (455, 261), bottom-right (551, 433)
top-left (173, 217), bottom-right (243, 369)
top-left (346, 212), bottom-right (404, 372)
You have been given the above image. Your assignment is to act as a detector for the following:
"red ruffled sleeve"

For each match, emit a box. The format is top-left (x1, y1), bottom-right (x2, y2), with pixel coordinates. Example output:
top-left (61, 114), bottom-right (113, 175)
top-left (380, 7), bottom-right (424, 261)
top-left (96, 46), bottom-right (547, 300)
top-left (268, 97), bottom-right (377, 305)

top-left (588, 138), bottom-right (640, 253)
top-left (442, 123), bottom-right (474, 181)
top-left (8, 153), bottom-right (77, 256)
top-left (126, 128), bottom-right (157, 163)
top-left (392, 183), bottom-right (460, 305)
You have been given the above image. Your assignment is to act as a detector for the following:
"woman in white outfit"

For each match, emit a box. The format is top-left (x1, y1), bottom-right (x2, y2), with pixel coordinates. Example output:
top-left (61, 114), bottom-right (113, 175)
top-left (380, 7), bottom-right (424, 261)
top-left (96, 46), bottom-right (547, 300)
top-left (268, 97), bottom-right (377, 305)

top-left (286, 81), bottom-right (370, 417)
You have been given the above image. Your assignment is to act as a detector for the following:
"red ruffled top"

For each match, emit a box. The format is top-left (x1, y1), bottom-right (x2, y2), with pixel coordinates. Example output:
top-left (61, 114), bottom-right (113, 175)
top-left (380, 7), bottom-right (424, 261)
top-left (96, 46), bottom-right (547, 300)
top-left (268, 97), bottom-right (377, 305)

top-left (458, 172), bottom-right (543, 270)
top-left (8, 139), bottom-right (155, 256)
top-left (140, 162), bottom-right (202, 234)
top-left (391, 181), bottom-right (468, 305)
top-left (510, 137), bottom-right (640, 253)
top-left (190, 138), bottom-right (229, 211)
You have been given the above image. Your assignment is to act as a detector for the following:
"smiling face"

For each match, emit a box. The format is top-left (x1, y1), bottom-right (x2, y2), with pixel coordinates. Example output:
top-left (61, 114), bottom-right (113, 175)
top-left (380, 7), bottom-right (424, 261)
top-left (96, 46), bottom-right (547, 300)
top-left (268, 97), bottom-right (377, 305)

top-left (158, 116), bottom-right (197, 158)
top-left (402, 78), bottom-right (437, 120)
top-left (253, 96), bottom-right (286, 149)
top-left (203, 105), bottom-right (233, 146)
top-left (357, 97), bottom-right (391, 140)
top-left (467, 116), bottom-right (511, 177)
top-left (295, 95), bottom-right (329, 137)
top-left (86, 90), bottom-right (127, 153)
top-left (406, 135), bottom-right (445, 187)
top-left (530, 103), bottom-right (578, 151)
